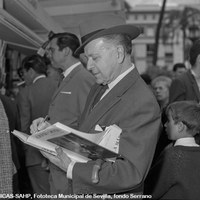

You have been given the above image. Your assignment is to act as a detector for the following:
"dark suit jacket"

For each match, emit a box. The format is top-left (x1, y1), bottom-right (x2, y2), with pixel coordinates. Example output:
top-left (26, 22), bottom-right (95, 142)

top-left (71, 67), bottom-right (161, 194)
top-left (48, 64), bottom-right (95, 128)
top-left (17, 77), bottom-right (58, 166)
top-left (169, 70), bottom-right (200, 103)
top-left (48, 64), bottom-right (95, 195)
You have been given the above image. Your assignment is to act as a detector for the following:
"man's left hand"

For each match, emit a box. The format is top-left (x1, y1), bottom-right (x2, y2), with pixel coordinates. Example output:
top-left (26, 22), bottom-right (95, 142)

top-left (41, 147), bottom-right (71, 172)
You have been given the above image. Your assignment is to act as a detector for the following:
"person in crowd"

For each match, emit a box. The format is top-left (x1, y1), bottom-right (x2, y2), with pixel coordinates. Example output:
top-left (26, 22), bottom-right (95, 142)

top-left (151, 75), bottom-right (172, 164)
top-left (31, 14), bottom-right (161, 195)
top-left (30, 32), bottom-right (95, 196)
top-left (172, 62), bottom-right (187, 78)
top-left (145, 101), bottom-right (200, 200)
top-left (151, 75), bottom-right (172, 110)
top-left (0, 98), bottom-right (15, 194)
top-left (16, 54), bottom-right (58, 198)
top-left (0, 93), bottom-right (21, 194)
top-left (169, 39), bottom-right (200, 103)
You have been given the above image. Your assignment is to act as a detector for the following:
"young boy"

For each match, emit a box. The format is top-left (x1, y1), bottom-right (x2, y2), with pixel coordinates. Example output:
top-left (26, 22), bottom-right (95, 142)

top-left (145, 101), bottom-right (200, 200)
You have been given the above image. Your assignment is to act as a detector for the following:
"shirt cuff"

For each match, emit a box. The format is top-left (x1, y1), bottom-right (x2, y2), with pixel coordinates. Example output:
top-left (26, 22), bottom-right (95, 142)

top-left (66, 161), bottom-right (76, 179)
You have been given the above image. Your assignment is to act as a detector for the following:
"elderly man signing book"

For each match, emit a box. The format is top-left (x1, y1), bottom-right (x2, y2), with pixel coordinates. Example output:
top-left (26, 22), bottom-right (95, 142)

top-left (31, 14), bottom-right (161, 195)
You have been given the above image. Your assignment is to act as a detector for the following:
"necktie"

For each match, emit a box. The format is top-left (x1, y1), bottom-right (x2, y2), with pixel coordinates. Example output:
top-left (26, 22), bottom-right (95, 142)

top-left (91, 84), bottom-right (108, 109)
top-left (58, 73), bottom-right (65, 87)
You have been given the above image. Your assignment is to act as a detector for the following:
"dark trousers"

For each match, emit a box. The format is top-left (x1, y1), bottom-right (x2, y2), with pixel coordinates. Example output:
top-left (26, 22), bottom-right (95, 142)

top-left (27, 164), bottom-right (50, 199)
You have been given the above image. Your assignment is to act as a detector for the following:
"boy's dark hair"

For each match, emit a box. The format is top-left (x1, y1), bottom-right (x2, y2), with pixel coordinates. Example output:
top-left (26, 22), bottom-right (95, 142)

top-left (173, 63), bottom-right (186, 72)
top-left (166, 101), bottom-right (200, 136)
top-left (49, 32), bottom-right (80, 58)
top-left (22, 54), bottom-right (47, 75)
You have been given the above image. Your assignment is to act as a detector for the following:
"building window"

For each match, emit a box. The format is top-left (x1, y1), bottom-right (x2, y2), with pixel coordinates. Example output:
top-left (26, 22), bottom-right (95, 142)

top-left (135, 14), bottom-right (138, 20)
top-left (165, 52), bottom-right (173, 59)
top-left (140, 27), bottom-right (144, 34)
top-left (147, 44), bottom-right (155, 57)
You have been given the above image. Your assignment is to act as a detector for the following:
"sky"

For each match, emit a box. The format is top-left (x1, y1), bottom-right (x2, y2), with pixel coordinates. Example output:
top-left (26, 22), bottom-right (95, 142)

top-left (125, 0), bottom-right (200, 7)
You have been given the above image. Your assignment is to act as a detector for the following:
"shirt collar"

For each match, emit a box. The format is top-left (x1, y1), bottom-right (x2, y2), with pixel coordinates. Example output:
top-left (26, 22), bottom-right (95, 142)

top-left (191, 69), bottom-right (196, 77)
top-left (33, 75), bottom-right (46, 83)
top-left (191, 69), bottom-right (200, 79)
top-left (174, 137), bottom-right (199, 147)
top-left (108, 64), bottom-right (135, 90)
top-left (63, 62), bottom-right (81, 78)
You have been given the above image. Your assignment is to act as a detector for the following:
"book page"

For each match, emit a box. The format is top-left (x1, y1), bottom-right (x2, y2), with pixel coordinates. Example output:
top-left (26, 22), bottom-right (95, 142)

top-left (28, 122), bottom-right (106, 144)
top-left (99, 125), bottom-right (121, 153)
top-left (12, 130), bottom-right (29, 143)
top-left (55, 123), bottom-right (106, 144)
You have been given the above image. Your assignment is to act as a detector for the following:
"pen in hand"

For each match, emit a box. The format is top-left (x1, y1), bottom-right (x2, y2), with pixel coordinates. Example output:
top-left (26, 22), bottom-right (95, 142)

top-left (38, 115), bottom-right (50, 131)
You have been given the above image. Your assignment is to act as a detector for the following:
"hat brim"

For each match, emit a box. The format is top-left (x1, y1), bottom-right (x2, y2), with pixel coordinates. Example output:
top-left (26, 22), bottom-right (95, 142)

top-left (75, 24), bottom-right (141, 56)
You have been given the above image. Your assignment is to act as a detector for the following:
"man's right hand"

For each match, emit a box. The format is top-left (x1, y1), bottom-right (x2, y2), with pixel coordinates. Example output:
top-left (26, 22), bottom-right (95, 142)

top-left (30, 117), bottom-right (51, 134)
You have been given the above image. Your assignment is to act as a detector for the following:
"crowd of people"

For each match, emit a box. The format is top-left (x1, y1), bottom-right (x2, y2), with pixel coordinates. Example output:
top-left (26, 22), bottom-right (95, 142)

top-left (1, 13), bottom-right (200, 200)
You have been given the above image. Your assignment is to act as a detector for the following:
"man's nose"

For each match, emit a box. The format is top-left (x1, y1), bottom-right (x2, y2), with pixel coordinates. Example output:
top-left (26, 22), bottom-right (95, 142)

top-left (155, 88), bottom-right (160, 93)
top-left (87, 58), bottom-right (93, 70)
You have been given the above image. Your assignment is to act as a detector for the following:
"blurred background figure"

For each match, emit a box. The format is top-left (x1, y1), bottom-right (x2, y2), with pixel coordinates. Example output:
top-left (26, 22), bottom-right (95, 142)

top-left (173, 62), bottom-right (187, 78)
top-left (151, 75), bottom-right (172, 110)
top-left (151, 75), bottom-right (172, 163)
top-left (169, 39), bottom-right (200, 104)
top-left (16, 54), bottom-right (58, 198)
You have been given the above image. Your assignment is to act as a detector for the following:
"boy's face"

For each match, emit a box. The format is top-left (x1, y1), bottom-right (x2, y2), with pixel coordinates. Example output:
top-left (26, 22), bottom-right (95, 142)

top-left (165, 111), bottom-right (180, 141)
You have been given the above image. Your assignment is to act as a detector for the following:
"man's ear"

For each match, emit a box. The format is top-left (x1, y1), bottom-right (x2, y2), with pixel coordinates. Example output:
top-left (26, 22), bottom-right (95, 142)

top-left (116, 45), bottom-right (125, 64)
top-left (30, 67), bottom-right (38, 78)
top-left (29, 68), bottom-right (35, 76)
top-left (64, 47), bottom-right (71, 57)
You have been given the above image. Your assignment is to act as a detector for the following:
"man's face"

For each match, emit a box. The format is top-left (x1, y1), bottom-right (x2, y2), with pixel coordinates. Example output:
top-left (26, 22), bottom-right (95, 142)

top-left (47, 38), bottom-right (65, 69)
top-left (23, 69), bottom-right (33, 86)
top-left (153, 81), bottom-right (169, 102)
top-left (84, 38), bottom-right (121, 85)
top-left (175, 68), bottom-right (186, 77)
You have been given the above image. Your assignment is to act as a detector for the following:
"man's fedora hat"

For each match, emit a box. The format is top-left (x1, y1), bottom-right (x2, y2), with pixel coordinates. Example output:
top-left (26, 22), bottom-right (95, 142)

top-left (75, 14), bottom-right (141, 55)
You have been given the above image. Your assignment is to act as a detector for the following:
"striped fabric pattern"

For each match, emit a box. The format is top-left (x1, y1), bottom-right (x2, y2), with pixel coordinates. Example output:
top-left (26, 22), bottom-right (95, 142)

top-left (0, 100), bottom-right (13, 193)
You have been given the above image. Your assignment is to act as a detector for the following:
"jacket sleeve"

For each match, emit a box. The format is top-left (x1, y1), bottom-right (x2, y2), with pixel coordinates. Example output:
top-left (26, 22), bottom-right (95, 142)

top-left (16, 87), bottom-right (31, 134)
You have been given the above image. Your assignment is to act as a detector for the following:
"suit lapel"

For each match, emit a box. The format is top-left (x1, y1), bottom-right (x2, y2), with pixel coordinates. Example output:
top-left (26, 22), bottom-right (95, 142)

top-left (79, 68), bottom-right (140, 132)
top-left (189, 71), bottom-right (200, 102)
top-left (51, 65), bottom-right (82, 102)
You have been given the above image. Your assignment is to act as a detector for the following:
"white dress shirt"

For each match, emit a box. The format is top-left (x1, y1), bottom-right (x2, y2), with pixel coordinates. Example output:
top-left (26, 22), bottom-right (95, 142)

top-left (62, 62), bottom-right (81, 78)
top-left (33, 75), bottom-right (46, 83)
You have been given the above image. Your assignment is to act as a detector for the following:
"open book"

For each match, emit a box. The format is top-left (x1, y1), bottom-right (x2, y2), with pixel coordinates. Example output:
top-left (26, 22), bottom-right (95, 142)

top-left (12, 123), bottom-right (121, 163)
